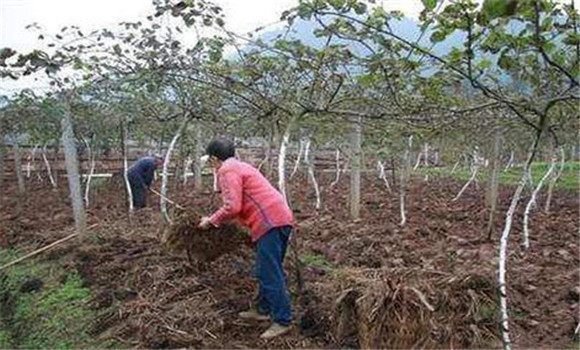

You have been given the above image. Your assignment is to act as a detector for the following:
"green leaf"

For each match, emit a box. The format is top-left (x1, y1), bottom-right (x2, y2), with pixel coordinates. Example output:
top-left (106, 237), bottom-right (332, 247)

top-left (421, 0), bottom-right (437, 11)
top-left (563, 33), bottom-right (580, 46)
top-left (73, 57), bottom-right (83, 70)
top-left (448, 47), bottom-right (463, 64)
top-left (354, 2), bottom-right (367, 15)
top-left (477, 58), bottom-right (492, 70)
top-left (481, 0), bottom-right (518, 20)
top-left (113, 44), bottom-right (122, 55)
top-left (430, 31), bottom-right (447, 43)
top-left (497, 52), bottom-right (516, 70)
top-left (328, 0), bottom-right (346, 10)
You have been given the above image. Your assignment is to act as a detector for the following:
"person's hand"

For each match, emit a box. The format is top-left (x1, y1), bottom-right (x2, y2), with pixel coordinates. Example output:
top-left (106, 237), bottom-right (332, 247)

top-left (198, 216), bottom-right (213, 229)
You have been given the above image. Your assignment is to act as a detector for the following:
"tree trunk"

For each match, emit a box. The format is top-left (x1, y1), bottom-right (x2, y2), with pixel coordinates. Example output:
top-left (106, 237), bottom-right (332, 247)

top-left (330, 148), bottom-right (341, 187)
top-left (350, 116), bottom-right (362, 220)
top-left (212, 168), bottom-right (219, 192)
top-left (161, 116), bottom-right (191, 224)
top-left (304, 138), bottom-right (321, 210)
top-left (486, 129), bottom-right (502, 240)
top-left (377, 160), bottom-right (391, 191)
top-left (522, 155), bottom-right (555, 249)
top-left (400, 135), bottom-right (412, 226)
top-left (451, 160), bottom-right (460, 174)
top-left (82, 137), bottom-right (96, 207)
top-left (413, 147), bottom-right (422, 170)
top-left (61, 102), bottom-right (87, 233)
top-left (452, 152), bottom-right (479, 202)
top-left (194, 125), bottom-right (203, 190)
top-left (121, 122), bottom-right (134, 214)
top-left (290, 139), bottom-right (304, 179)
top-left (42, 144), bottom-right (58, 189)
top-left (52, 145), bottom-right (59, 186)
top-left (498, 130), bottom-right (543, 350)
top-left (183, 156), bottom-right (193, 185)
top-left (258, 143), bottom-right (270, 174)
top-left (504, 150), bottom-right (514, 172)
top-left (278, 121), bottom-right (293, 203)
top-left (26, 145), bottom-right (38, 178)
top-left (544, 147), bottom-right (565, 212)
top-left (13, 141), bottom-right (26, 196)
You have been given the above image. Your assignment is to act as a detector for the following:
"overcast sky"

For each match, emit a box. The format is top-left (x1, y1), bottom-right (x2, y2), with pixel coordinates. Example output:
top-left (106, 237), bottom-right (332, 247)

top-left (0, 0), bottom-right (577, 94)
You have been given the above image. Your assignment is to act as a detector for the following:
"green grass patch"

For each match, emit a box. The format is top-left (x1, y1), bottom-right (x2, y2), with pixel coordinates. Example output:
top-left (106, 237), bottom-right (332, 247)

top-left (419, 162), bottom-right (579, 191)
top-left (0, 248), bottom-right (115, 349)
top-left (301, 253), bottom-right (334, 273)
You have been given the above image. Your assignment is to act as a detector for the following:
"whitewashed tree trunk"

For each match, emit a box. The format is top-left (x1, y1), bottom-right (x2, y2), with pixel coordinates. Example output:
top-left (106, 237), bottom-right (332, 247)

top-left (544, 147), bottom-right (565, 212)
top-left (183, 156), bottom-right (193, 185)
top-left (61, 102), bottom-right (87, 233)
top-left (42, 144), bottom-right (57, 189)
top-left (161, 117), bottom-right (190, 224)
top-left (486, 129), bottom-right (502, 239)
top-left (304, 138), bottom-right (321, 210)
top-left (525, 166), bottom-right (534, 189)
top-left (258, 148), bottom-right (269, 173)
top-left (278, 122), bottom-right (292, 203)
top-left (413, 148), bottom-right (422, 170)
top-left (121, 123), bottom-right (134, 214)
top-left (52, 145), bottom-right (59, 187)
top-left (13, 141), bottom-right (25, 196)
top-left (400, 135), bottom-right (412, 226)
top-left (451, 160), bottom-right (460, 174)
top-left (350, 116), bottom-right (362, 220)
top-left (82, 137), bottom-right (96, 207)
top-left (194, 125), bottom-right (203, 190)
top-left (522, 155), bottom-right (556, 249)
top-left (504, 150), bottom-right (514, 172)
top-left (377, 160), bottom-right (391, 191)
top-left (423, 143), bottom-right (429, 166)
top-left (330, 148), bottom-right (341, 188)
top-left (212, 168), bottom-right (219, 192)
top-left (290, 139), bottom-right (304, 179)
top-left (25, 145), bottom-right (38, 178)
top-left (452, 161), bottom-right (479, 201)
top-left (498, 132), bottom-right (542, 350)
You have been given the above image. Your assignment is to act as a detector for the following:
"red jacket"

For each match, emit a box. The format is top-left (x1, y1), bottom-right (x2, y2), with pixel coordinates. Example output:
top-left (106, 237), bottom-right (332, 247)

top-left (209, 158), bottom-right (294, 242)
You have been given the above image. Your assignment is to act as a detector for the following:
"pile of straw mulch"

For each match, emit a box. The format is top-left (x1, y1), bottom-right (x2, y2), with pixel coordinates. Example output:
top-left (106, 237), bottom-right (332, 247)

top-left (161, 211), bottom-right (251, 264)
top-left (316, 267), bottom-right (499, 349)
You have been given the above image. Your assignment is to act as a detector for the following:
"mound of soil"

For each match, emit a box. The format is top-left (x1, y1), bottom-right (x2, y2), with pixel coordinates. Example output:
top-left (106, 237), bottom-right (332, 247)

top-left (162, 211), bottom-right (251, 265)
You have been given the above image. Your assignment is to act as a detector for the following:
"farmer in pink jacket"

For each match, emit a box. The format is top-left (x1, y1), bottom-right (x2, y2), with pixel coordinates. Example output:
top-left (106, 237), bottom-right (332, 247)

top-left (198, 138), bottom-right (294, 339)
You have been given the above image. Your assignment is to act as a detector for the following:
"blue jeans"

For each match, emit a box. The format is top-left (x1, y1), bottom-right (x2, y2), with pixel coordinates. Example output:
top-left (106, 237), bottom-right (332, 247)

top-left (255, 226), bottom-right (293, 326)
top-left (128, 174), bottom-right (146, 208)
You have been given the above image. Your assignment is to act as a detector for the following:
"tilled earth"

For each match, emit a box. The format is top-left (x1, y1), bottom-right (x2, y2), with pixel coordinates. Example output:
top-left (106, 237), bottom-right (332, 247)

top-left (0, 171), bottom-right (578, 349)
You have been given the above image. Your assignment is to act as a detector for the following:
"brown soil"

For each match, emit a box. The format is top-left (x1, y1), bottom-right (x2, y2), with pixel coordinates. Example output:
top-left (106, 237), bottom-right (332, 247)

top-left (0, 171), bottom-right (578, 349)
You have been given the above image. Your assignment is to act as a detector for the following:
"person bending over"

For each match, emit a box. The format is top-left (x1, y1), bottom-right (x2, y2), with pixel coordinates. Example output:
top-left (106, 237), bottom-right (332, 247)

top-left (199, 138), bottom-right (294, 339)
top-left (127, 155), bottom-right (163, 208)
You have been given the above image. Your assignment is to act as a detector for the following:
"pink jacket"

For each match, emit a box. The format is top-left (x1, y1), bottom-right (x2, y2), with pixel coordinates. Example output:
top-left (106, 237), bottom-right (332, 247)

top-left (209, 158), bottom-right (294, 242)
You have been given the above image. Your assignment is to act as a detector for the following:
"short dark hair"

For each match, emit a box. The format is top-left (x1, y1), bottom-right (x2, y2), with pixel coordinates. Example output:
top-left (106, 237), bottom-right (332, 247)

top-left (206, 138), bottom-right (235, 161)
